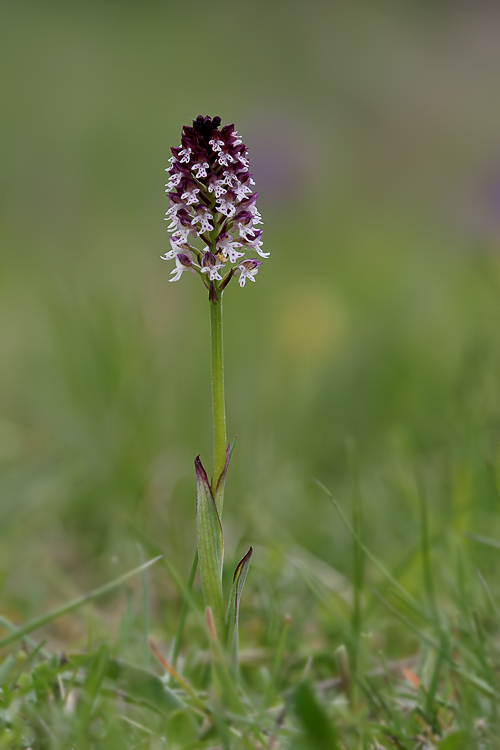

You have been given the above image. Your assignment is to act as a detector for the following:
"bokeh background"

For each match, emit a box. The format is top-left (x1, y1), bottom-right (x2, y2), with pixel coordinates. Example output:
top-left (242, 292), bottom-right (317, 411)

top-left (1, 0), bottom-right (500, 649)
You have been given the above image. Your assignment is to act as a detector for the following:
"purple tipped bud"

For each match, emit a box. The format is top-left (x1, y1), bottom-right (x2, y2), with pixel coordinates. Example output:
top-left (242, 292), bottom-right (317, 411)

top-left (201, 250), bottom-right (216, 267)
top-left (177, 253), bottom-right (192, 267)
top-left (195, 454), bottom-right (211, 490)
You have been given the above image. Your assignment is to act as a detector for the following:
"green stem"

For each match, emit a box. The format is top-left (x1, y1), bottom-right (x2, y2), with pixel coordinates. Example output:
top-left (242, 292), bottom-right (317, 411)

top-left (210, 288), bottom-right (227, 508)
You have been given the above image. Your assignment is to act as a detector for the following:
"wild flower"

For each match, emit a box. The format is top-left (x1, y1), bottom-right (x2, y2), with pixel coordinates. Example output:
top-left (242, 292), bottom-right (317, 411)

top-left (164, 116), bottom-right (263, 650)
top-left (162, 115), bottom-right (268, 296)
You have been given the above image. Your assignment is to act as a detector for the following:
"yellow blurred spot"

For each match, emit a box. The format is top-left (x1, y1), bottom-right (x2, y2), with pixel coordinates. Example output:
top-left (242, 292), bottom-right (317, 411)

top-left (274, 285), bottom-right (347, 360)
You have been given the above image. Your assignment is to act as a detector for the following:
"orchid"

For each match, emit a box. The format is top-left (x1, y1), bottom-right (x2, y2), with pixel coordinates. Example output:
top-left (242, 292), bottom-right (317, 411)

top-left (164, 116), bottom-right (266, 651)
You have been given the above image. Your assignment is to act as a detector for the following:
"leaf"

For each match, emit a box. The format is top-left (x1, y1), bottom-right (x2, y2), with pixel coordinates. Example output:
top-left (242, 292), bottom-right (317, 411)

top-left (438, 731), bottom-right (470, 750)
top-left (213, 443), bottom-right (231, 515)
top-left (80, 644), bottom-right (111, 722)
top-left (69, 654), bottom-right (184, 715)
top-left (226, 547), bottom-right (253, 658)
top-left (0, 655), bottom-right (16, 685)
top-left (196, 455), bottom-right (224, 635)
top-left (292, 681), bottom-right (339, 750)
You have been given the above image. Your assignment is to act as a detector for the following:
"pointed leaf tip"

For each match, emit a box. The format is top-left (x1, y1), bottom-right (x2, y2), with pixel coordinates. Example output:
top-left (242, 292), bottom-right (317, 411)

top-left (233, 546), bottom-right (253, 583)
top-left (226, 546), bottom-right (253, 656)
top-left (195, 455), bottom-right (211, 488)
top-left (209, 281), bottom-right (218, 302)
top-left (214, 442), bottom-right (232, 509)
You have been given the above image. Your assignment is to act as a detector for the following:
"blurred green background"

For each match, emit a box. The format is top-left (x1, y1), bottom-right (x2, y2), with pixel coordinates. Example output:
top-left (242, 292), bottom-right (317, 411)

top-left (1, 0), bottom-right (500, 648)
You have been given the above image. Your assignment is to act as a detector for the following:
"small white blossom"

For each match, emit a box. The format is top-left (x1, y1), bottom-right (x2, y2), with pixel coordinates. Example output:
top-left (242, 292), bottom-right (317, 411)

top-left (166, 173), bottom-right (182, 189)
top-left (222, 170), bottom-right (240, 188)
top-left (192, 207), bottom-right (214, 234)
top-left (178, 147), bottom-right (192, 163)
top-left (237, 260), bottom-right (261, 287)
top-left (216, 233), bottom-right (244, 263)
top-left (203, 266), bottom-right (222, 281)
top-left (193, 161), bottom-right (209, 179)
top-left (216, 193), bottom-right (237, 217)
top-left (218, 151), bottom-right (234, 166)
top-left (165, 201), bottom-right (187, 222)
top-left (169, 254), bottom-right (193, 282)
top-left (238, 223), bottom-right (257, 242)
top-left (214, 181), bottom-right (228, 198)
top-left (169, 258), bottom-right (186, 280)
top-left (171, 228), bottom-right (191, 244)
top-left (209, 135), bottom-right (223, 152)
top-left (244, 231), bottom-right (269, 258)
top-left (200, 251), bottom-right (224, 281)
top-left (255, 246), bottom-right (269, 258)
top-left (181, 185), bottom-right (200, 205)
top-left (233, 181), bottom-right (253, 201)
top-left (161, 235), bottom-right (186, 260)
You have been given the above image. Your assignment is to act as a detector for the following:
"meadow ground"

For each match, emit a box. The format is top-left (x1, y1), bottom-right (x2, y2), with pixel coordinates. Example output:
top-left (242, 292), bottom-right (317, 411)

top-left (1, 2), bottom-right (500, 747)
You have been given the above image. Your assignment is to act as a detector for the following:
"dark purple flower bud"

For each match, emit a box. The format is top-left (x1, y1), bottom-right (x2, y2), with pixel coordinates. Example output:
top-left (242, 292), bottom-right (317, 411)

top-left (233, 209), bottom-right (253, 225)
top-left (221, 123), bottom-right (235, 138)
top-left (239, 194), bottom-right (258, 211)
top-left (168, 192), bottom-right (185, 206)
top-left (202, 250), bottom-right (217, 266)
top-left (175, 208), bottom-right (193, 228)
top-left (177, 253), bottom-right (192, 267)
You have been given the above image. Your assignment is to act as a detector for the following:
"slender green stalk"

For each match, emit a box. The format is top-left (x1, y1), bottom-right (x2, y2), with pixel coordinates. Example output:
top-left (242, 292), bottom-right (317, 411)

top-left (210, 289), bottom-right (227, 507)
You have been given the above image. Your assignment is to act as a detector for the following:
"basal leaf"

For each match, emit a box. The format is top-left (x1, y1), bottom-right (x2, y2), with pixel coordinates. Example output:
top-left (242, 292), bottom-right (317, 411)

top-left (226, 547), bottom-right (253, 658)
top-left (196, 455), bottom-right (224, 635)
top-left (69, 654), bottom-right (183, 715)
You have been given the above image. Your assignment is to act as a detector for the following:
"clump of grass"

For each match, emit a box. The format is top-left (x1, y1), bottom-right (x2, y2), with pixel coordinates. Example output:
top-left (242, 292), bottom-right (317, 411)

top-left (2, 452), bottom-right (500, 748)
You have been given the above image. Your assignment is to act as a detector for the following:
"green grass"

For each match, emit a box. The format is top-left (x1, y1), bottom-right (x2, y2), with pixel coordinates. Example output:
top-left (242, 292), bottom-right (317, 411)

top-left (2, 171), bottom-right (500, 749)
top-left (2, 1), bottom-right (500, 746)
top-left (2, 465), bottom-right (500, 748)
top-left (2, 200), bottom-right (500, 748)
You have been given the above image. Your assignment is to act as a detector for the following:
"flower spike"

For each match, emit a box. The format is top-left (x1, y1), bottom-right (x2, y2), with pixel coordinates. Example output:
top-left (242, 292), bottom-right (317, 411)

top-left (162, 116), bottom-right (268, 294)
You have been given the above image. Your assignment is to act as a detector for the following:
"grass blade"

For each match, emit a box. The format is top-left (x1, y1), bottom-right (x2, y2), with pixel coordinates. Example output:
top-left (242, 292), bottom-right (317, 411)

top-left (0, 556), bottom-right (162, 650)
top-left (226, 546), bottom-right (253, 660)
top-left (69, 653), bottom-right (184, 715)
